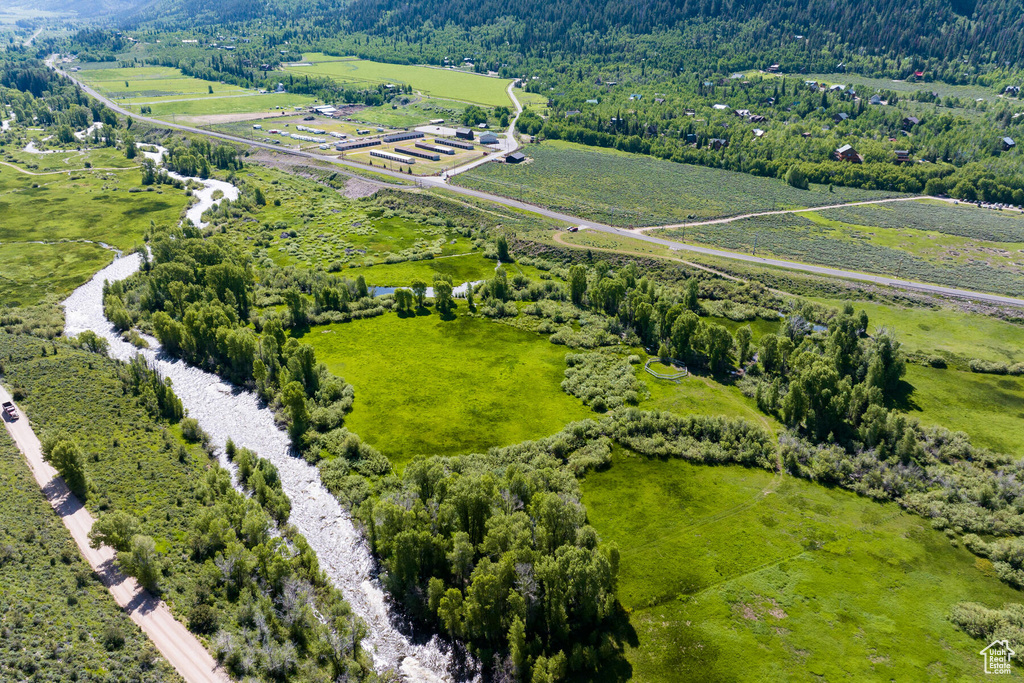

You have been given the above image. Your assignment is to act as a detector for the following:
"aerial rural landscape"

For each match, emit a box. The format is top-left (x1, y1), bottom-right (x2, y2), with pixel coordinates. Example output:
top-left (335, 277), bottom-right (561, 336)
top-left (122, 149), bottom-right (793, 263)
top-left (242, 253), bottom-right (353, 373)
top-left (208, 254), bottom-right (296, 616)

top-left (0, 0), bottom-right (1023, 681)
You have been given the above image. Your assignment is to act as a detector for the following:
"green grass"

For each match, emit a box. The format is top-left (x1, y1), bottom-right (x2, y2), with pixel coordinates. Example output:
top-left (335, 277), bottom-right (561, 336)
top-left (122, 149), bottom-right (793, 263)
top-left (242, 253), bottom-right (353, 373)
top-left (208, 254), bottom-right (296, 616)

top-left (146, 93), bottom-right (317, 119)
top-left (287, 54), bottom-right (514, 107)
top-left (903, 365), bottom-right (1024, 457)
top-left (454, 140), bottom-right (902, 226)
top-left (640, 366), bottom-right (781, 433)
top-left (2, 146), bottom-right (139, 172)
top-left (0, 241), bottom-right (112, 306)
top-left (582, 451), bottom-right (1024, 681)
top-left (0, 168), bottom-right (187, 250)
top-left (349, 97), bottom-right (468, 128)
top-left (811, 298), bottom-right (1024, 365)
top-left (354, 253), bottom-right (499, 285)
top-left (0, 427), bottom-right (177, 681)
top-left (299, 311), bottom-right (592, 468)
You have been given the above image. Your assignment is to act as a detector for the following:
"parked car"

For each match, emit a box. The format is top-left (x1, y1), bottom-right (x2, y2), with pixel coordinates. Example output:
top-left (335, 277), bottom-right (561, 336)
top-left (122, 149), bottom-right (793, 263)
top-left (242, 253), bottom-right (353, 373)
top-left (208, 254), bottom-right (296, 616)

top-left (2, 401), bottom-right (18, 421)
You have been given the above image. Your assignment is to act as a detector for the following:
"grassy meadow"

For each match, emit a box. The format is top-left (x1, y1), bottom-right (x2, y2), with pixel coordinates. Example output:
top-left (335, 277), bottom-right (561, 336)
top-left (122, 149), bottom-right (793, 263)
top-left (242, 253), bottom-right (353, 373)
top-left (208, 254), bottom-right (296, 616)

top-left (0, 241), bottom-right (112, 306)
top-left (300, 311), bottom-right (592, 468)
top-left (454, 140), bottom-right (902, 225)
top-left (286, 54), bottom-right (514, 107)
top-left (582, 451), bottom-right (1024, 681)
top-left (0, 425), bottom-right (177, 681)
top-left (903, 365), bottom-right (1024, 457)
top-left (73, 64), bottom-right (316, 119)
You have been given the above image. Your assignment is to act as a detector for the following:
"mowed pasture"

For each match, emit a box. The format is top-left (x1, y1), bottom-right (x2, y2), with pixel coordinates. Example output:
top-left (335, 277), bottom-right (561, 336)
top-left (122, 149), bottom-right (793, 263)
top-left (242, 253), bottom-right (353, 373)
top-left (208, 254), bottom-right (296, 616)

top-left (73, 64), bottom-right (315, 120)
top-left (582, 452), bottom-right (1024, 681)
top-left (300, 311), bottom-right (592, 469)
top-left (286, 54), bottom-right (514, 107)
top-left (454, 140), bottom-right (902, 225)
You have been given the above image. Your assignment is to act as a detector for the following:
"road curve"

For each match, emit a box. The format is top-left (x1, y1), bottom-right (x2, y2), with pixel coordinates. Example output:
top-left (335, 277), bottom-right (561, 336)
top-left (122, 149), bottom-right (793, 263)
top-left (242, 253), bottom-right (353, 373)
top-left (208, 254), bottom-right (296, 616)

top-left (0, 385), bottom-right (230, 683)
top-left (49, 57), bottom-right (1024, 309)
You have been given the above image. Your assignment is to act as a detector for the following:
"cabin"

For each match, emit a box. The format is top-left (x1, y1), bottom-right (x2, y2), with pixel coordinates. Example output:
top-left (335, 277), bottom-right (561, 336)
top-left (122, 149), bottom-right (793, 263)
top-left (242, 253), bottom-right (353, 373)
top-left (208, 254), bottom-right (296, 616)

top-left (767, 64), bottom-right (780, 73)
top-left (709, 138), bottom-right (728, 150)
top-left (902, 116), bottom-right (920, 130)
top-left (869, 94), bottom-right (883, 105)
top-left (685, 133), bottom-right (698, 144)
top-left (506, 151), bottom-right (526, 163)
top-left (455, 128), bottom-right (474, 140)
top-left (834, 144), bottom-right (863, 163)
top-left (894, 150), bottom-right (911, 163)
top-left (1003, 137), bottom-right (1017, 151)
top-left (833, 112), bottom-right (849, 123)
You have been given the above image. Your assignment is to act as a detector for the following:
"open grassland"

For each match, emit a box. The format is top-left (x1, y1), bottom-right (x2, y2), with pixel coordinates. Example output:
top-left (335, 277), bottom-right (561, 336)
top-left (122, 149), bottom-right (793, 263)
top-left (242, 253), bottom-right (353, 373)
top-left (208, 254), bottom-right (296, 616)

top-left (73, 64), bottom-right (315, 119)
top-left (640, 366), bottom-right (781, 433)
top-left (582, 452), bottom-right (1024, 681)
top-left (0, 241), bottom-right (112, 307)
top-left (0, 430), bottom-right (177, 682)
top-left (287, 54), bottom-right (514, 107)
top-left (812, 297), bottom-right (1024, 365)
top-left (825, 199), bottom-right (1024, 243)
top-left (300, 311), bottom-right (592, 468)
top-left (903, 365), bottom-right (1024, 457)
top-left (657, 208), bottom-right (1024, 297)
top-left (0, 167), bottom-right (187, 249)
top-left (144, 93), bottom-right (316, 119)
top-left (2, 145), bottom-right (139, 172)
top-left (454, 140), bottom-right (902, 225)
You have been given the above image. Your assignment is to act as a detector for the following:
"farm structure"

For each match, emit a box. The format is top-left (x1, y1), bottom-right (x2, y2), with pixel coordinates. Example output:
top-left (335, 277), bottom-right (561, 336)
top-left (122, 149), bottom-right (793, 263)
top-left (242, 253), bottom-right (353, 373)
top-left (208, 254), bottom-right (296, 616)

top-left (437, 137), bottom-right (474, 151)
top-left (370, 149), bottom-right (415, 164)
top-left (336, 139), bottom-right (382, 152)
top-left (383, 131), bottom-right (424, 144)
top-left (396, 146), bottom-right (440, 161)
top-left (456, 127), bottom-right (475, 140)
top-left (417, 141), bottom-right (456, 155)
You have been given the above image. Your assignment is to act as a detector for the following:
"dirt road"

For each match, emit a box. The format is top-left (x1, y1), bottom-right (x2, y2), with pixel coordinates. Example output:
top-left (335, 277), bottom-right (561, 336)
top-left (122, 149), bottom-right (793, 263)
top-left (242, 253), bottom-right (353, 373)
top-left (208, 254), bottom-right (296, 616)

top-left (0, 385), bottom-right (230, 683)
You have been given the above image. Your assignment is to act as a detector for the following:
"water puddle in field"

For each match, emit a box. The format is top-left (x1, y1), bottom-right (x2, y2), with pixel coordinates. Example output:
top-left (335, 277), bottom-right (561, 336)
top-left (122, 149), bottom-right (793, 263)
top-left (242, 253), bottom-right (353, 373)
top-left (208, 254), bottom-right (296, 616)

top-left (61, 157), bottom-right (471, 682)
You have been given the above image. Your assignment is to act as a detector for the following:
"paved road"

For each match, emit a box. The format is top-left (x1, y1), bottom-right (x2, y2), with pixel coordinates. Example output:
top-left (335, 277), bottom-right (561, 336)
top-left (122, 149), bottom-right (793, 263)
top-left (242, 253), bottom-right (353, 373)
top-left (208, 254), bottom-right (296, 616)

top-left (0, 385), bottom-right (230, 683)
top-left (50, 57), bottom-right (1024, 309)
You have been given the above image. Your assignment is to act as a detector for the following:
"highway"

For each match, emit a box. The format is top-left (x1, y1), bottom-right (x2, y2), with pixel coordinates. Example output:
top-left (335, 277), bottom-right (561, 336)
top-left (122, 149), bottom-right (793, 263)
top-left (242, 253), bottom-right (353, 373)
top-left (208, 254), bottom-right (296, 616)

top-left (50, 56), bottom-right (1024, 309)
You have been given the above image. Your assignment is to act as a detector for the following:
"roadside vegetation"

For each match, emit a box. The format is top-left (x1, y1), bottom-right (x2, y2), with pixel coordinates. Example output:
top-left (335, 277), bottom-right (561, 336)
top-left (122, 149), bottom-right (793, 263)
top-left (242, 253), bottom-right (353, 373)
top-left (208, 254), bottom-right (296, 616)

top-left (0, 431), bottom-right (177, 681)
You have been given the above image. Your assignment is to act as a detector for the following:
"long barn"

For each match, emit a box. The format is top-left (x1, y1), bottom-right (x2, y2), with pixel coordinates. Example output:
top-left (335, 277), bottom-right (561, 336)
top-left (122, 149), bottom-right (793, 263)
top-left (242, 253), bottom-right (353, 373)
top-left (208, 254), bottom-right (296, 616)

top-left (370, 149), bottom-right (415, 164)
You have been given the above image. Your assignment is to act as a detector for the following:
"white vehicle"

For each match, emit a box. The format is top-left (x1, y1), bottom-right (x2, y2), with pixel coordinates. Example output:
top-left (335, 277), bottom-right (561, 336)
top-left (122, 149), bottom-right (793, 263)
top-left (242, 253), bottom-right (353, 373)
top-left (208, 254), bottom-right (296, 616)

top-left (253, 124), bottom-right (262, 130)
top-left (2, 401), bottom-right (18, 421)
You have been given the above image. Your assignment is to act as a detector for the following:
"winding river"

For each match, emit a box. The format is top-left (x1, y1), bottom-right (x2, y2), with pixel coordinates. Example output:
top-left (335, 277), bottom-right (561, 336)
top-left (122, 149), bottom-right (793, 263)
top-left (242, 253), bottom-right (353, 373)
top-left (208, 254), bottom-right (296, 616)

top-left (62, 161), bottom-right (464, 681)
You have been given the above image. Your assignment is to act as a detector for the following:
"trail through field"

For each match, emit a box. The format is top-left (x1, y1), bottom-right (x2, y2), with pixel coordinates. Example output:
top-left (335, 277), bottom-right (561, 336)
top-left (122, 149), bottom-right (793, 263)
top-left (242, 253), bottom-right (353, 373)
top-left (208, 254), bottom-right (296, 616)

top-left (0, 160), bottom-right (132, 175)
top-left (0, 385), bottom-right (230, 683)
top-left (634, 195), bottom-right (947, 232)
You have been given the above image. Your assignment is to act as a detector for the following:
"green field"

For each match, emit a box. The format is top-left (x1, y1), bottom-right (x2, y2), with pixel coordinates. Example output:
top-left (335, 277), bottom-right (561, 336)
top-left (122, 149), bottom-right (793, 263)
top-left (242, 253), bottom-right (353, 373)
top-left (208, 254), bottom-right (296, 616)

top-left (0, 241), bottom-right (112, 306)
top-left (812, 297), bottom-right (1024, 365)
top-left (0, 431), bottom-right (177, 682)
top-left (454, 140), bottom-right (902, 225)
top-left (300, 311), bottom-right (592, 468)
top-left (0, 168), bottom-right (187, 249)
top-left (286, 54), bottom-right (514, 107)
top-left (73, 64), bottom-right (315, 119)
top-left (582, 452), bottom-right (1024, 681)
top-left (355, 253), bottom-right (500, 285)
top-left (903, 365), bottom-right (1024, 457)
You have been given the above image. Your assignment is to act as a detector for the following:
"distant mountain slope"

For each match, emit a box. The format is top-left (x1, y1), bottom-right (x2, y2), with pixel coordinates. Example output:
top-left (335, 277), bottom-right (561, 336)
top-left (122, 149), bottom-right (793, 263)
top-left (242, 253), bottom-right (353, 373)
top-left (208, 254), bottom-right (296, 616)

top-left (345, 0), bottom-right (1024, 67)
